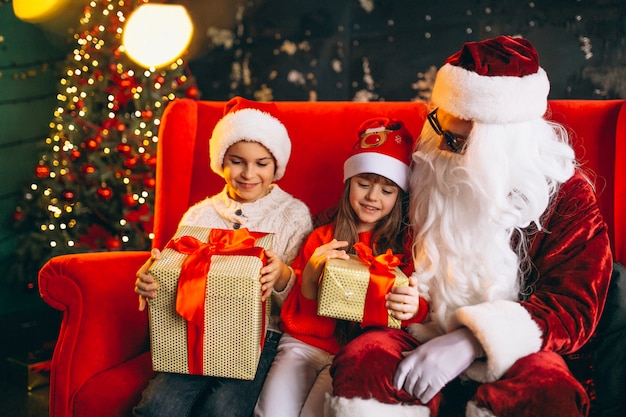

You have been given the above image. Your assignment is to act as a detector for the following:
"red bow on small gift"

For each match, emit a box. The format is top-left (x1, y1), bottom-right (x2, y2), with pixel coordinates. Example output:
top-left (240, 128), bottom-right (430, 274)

top-left (353, 242), bottom-right (401, 328)
top-left (166, 228), bottom-right (267, 374)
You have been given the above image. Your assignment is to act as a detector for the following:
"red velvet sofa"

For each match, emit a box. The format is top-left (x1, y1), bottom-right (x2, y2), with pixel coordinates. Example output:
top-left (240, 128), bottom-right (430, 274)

top-left (38, 99), bottom-right (626, 417)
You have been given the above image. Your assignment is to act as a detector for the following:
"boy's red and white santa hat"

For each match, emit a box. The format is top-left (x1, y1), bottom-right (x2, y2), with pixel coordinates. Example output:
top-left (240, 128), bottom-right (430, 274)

top-left (210, 96), bottom-right (291, 180)
top-left (343, 117), bottom-right (414, 192)
top-left (431, 35), bottom-right (550, 124)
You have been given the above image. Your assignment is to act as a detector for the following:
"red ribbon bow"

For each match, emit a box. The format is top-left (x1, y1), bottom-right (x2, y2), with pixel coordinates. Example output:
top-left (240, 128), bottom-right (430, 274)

top-left (166, 228), bottom-right (267, 374)
top-left (353, 242), bottom-right (401, 328)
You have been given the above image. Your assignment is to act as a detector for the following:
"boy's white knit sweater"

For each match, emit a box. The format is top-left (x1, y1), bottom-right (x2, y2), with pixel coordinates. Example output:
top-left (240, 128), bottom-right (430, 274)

top-left (179, 184), bottom-right (313, 329)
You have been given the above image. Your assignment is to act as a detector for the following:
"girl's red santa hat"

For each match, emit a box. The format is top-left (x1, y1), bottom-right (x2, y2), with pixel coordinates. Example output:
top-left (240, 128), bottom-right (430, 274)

top-left (431, 35), bottom-right (550, 124)
top-left (210, 96), bottom-right (291, 180)
top-left (343, 117), bottom-right (414, 192)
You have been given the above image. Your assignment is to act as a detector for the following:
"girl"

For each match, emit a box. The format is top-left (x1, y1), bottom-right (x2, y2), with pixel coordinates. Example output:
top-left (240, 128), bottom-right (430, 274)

top-left (133, 96), bottom-right (313, 417)
top-left (254, 117), bottom-right (424, 417)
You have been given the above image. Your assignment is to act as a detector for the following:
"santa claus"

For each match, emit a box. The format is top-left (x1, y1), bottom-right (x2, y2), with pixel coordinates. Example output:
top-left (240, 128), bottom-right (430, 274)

top-left (325, 35), bottom-right (612, 417)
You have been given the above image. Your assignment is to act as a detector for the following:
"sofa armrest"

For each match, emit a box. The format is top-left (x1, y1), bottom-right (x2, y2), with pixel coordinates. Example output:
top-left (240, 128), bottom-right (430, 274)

top-left (39, 251), bottom-right (151, 417)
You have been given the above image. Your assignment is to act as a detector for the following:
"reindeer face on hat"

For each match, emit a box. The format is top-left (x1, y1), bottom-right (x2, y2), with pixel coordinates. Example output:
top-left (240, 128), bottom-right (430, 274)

top-left (343, 118), bottom-right (414, 192)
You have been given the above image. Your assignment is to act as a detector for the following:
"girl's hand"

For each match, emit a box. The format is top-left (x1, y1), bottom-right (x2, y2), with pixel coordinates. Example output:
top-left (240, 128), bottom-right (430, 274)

top-left (301, 239), bottom-right (350, 299)
top-left (259, 250), bottom-right (291, 302)
top-left (386, 274), bottom-right (419, 321)
top-left (135, 248), bottom-right (161, 311)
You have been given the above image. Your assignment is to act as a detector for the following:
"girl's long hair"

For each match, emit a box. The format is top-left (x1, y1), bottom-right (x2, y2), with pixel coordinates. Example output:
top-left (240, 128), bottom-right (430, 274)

top-left (332, 173), bottom-right (410, 256)
top-left (322, 173), bottom-right (411, 345)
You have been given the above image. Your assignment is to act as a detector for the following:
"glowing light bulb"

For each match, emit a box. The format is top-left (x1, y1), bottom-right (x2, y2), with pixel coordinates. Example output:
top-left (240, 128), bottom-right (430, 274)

top-left (122, 4), bottom-right (194, 69)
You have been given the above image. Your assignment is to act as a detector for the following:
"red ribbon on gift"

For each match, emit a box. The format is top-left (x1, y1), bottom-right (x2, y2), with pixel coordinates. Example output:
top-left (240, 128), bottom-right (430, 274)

top-left (165, 228), bottom-right (268, 374)
top-left (353, 242), bottom-right (401, 328)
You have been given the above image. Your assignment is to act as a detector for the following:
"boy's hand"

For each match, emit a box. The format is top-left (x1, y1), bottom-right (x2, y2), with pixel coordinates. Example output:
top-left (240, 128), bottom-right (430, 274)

top-left (135, 248), bottom-right (161, 311)
top-left (259, 250), bottom-right (291, 301)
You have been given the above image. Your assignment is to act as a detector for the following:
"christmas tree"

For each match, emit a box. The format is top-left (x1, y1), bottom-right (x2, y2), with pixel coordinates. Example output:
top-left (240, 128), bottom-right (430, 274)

top-left (10, 0), bottom-right (199, 288)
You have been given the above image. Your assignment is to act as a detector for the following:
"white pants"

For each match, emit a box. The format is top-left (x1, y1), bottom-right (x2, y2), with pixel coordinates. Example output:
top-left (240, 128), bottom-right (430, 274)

top-left (254, 333), bottom-right (334, 417)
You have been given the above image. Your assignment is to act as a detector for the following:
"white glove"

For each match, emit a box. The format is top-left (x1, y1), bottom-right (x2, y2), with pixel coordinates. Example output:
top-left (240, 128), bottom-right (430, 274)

top-left (393, 327), bottom-right (483, 403)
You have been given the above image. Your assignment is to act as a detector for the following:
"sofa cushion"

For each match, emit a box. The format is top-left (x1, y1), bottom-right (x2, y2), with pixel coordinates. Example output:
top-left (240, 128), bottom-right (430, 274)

top-left (74, 351), bottom-right (154, 417)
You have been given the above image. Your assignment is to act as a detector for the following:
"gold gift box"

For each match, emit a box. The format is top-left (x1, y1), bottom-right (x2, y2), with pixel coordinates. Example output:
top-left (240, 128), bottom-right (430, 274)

top-left (317, 254), bottom-right (408, 328)
top-left (148, 226), bottom-right (272, 380)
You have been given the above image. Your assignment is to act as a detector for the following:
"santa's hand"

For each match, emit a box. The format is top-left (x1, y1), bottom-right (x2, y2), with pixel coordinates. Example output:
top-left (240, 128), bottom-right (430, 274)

top-left (393, 327), bottom-right (483, 403)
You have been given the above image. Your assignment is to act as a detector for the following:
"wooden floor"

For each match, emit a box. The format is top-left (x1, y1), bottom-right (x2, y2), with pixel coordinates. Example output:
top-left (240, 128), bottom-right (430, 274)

top-left (0, 375), bottom-right (49, 417)
top-left (0, 286), bottom-right (57, 417)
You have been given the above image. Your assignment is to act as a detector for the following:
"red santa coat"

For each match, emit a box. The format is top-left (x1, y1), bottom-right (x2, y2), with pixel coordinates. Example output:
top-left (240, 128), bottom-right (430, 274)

top-left (328, 170), bottom-right (613, 416)
top-left (453, 170), bottom-right (612, 383)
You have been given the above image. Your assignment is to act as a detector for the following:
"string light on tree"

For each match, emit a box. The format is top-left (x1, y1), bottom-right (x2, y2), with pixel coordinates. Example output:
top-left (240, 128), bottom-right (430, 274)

top-left (11, 0), bottom-right (199, 287)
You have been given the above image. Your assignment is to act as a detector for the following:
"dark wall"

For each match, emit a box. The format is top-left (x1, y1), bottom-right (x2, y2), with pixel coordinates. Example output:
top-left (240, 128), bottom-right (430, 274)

top-left (0, 2), bottom-right (65, 286)
top-left (189, 0), bottom-right (625, 101)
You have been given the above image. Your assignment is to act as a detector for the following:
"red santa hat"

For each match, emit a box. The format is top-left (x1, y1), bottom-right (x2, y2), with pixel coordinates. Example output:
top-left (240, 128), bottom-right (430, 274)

top-left (431, 35), bottom-right (550, 124)
top-left (343, 118), bottom-right (413, 192)
top-left (209, 96), bottom-right (291, 180)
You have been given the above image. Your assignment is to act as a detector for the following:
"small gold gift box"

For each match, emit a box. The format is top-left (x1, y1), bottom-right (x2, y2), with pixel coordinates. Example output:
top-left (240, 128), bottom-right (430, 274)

top-left (148, 225), bottom-right (272, 380)
top-left (317, 254), bottom-right (408, 328)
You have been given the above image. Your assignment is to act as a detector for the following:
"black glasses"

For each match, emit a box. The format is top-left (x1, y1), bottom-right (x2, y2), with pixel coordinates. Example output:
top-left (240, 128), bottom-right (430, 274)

top-left (427, 108), bottom-right (467, 154)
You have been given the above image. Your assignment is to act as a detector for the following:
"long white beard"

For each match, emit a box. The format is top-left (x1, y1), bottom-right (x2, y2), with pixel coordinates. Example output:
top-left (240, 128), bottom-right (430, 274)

top-left (411, 120), bottom-right (575, 332)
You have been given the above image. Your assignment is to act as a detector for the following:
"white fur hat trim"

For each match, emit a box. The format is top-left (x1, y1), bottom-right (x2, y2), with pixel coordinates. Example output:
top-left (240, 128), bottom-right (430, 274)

top-left (431, 63), bottom-right (550, 124)
top-left (344, 152), bottom-right (411, 192)
top-left (209, 108), bottom-right (291, 180)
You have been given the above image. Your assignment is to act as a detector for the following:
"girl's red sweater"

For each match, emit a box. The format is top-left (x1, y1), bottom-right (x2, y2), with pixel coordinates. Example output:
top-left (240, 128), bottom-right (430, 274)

top-left (279, 223), bottom-right (423, 355)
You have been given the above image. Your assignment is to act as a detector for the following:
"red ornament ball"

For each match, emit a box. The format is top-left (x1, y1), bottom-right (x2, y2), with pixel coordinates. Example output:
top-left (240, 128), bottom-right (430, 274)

top-left (70, 149), bottom-right (81, 160)
top-left (142, 154), bottom-right (157, 166)
top-left (117, 143), bottom-right (132, 156)
top-left (122, 194), bottom-right (137, 207)
top-left (97, 186), bottom-right (114, 201)
top-left (81, 163), bottom-right (96, 175)
top-left (85, 138), bottom-right (99, 151)
top-left (186, 86), bottom-right (199, 98)
top-left (143, 177), bottom-right (156, 188)
top-left (124, 156), bottom-right (138, 169)
top-left (35, 164), bottom-right (50, 178)
top-left (106, 236), bottom-right (122, 250)
top-left (62, 190), bottom-right (76, 201)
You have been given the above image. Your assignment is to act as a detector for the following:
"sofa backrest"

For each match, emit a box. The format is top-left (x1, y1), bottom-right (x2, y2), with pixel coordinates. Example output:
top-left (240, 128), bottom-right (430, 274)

top-left (154, 99), bottom-right (626, 264)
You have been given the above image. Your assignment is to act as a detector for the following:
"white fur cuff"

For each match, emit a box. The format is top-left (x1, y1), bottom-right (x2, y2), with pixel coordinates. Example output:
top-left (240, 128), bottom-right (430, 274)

top-left (455, 299), bottom-right (542, 382)
top-left (324, 394), bottom-right (430, 417)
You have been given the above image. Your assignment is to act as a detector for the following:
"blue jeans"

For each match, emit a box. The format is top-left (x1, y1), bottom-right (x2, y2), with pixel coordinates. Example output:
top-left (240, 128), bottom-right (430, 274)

top-left (133, 331), bottom-right (281, 417)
